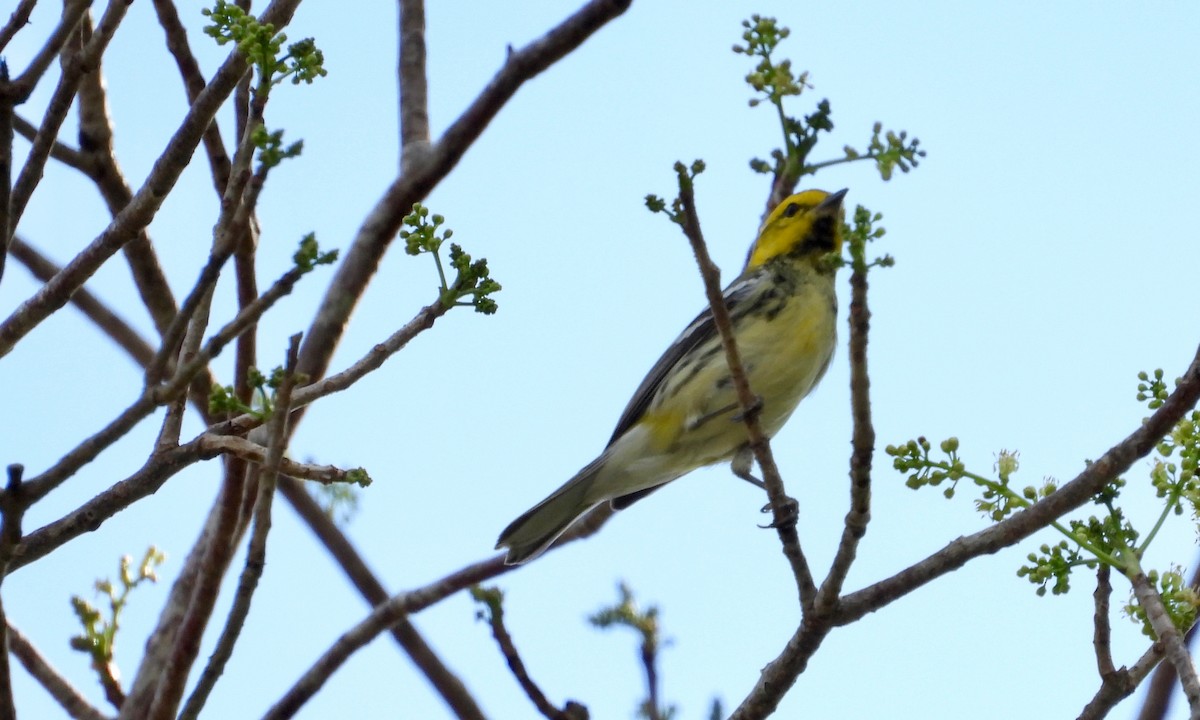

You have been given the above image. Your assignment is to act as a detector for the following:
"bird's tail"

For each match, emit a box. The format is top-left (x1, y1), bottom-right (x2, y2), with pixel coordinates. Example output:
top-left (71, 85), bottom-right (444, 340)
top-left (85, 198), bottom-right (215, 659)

top-left (496, 457), bottom-right (606, 565)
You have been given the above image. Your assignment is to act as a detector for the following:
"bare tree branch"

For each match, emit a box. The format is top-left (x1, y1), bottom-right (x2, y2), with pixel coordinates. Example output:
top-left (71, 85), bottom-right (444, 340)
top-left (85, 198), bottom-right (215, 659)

top-left (6, 622), bottom-right (108, 720)
top-left (1136, 561), bottom-right (1200, 720)
top-left (175, 336), bottom-right (301, 720)
top-left (8, 440), bottom-right (217, 574)
top-left (11, 113), bottom-right (87, 171)
top-left (475, 589), bottom-right (583, 720)
top-left (144, 81), bottom-right (268, 387)
top-left (0, 1), bottom-right (40, 54)
top-left (1095, 566), bottom-right (1115, 678)
top-left (815, 246), bottom-right (875, 608)
top-left (7, 236), bottom-right (154, 367)
top-left (267, 509), bottom-right (630, 719)
top-left (397, 0), bottom-right (430, 171)
top-left (120, 241), bottom-right (314, 720)
top-left (203, 294), bottom-right (458, 447)
top-left (0, 63), bottom-right (14, 287)
top-left (200, 437), bottom-right (360, 485)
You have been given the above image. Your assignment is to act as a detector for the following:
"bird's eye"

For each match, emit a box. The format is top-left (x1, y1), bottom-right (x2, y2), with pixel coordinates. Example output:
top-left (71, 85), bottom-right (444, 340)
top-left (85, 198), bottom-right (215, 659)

top-left (783, 203), bottom-right (801, 218)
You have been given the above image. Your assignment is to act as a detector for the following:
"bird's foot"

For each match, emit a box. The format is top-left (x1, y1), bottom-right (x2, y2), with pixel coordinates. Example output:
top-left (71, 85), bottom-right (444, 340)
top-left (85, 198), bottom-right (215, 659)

top-left (758, 495), bottom-right (799, 530)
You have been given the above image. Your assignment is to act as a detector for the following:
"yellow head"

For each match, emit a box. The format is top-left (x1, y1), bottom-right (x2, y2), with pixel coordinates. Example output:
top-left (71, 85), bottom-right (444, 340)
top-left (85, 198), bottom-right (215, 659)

top-left (744, 188), bottom-right (848, 271)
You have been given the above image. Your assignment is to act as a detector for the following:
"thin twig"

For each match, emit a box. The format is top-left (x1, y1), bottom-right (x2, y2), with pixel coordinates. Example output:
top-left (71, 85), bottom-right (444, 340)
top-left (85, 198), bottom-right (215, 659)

top-left (204, 296), bottom-right (456, 445)
top-left (175, 336), bottom-right (301, 720)
top-left (671, 166), bottom-right (815, 601)
top-left (478, 593), bottom-right (576, 720)
top-left (155, 259), bottom-right (320, 404)
top-left (640, 631), bottom-right (662, 720)
top-left (0, 63), bottom-right (13, 286)
top-left (153, 281), bottom-right (211, 452)
top-left (1095, 565), bottom-right (1115, 677)
top-left (145, 86), bottom-right (266, 386)
top-left (200, 436), bottom-right (361, 485)
top-left (815, 245), bottom-right (875, 609)
top-left (6, 622), bottom-right (108, 720)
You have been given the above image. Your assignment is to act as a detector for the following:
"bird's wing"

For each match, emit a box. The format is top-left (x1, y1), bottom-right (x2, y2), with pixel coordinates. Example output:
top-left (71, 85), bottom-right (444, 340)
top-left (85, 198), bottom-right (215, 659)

top-left (606, 274), bottom-right (759, 446)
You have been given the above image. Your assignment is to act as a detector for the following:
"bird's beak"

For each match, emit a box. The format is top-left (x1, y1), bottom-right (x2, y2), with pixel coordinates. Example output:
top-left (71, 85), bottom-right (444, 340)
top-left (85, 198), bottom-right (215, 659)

top-left (818, 188), bottom-right (848, 212)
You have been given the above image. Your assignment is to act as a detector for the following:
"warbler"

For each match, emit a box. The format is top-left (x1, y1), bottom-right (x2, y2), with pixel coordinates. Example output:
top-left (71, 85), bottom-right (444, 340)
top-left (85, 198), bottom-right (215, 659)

top-left (496, 188), bottom-right (847, 564)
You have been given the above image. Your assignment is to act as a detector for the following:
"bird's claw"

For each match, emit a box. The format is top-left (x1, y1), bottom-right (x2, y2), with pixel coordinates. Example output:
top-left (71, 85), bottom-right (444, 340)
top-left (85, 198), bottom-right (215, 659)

top-left (757, 495), bottom-right (799, 530)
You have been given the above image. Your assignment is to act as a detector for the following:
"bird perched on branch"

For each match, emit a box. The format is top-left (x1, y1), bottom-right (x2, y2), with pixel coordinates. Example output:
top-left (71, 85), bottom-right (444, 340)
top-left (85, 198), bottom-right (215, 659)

top-left (497, 188), bottom-right (847, 564)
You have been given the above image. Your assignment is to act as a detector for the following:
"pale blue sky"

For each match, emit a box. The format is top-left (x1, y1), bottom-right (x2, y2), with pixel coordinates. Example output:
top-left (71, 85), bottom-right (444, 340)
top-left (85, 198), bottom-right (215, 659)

top-left (3, 1), bottom-right (1200, 719)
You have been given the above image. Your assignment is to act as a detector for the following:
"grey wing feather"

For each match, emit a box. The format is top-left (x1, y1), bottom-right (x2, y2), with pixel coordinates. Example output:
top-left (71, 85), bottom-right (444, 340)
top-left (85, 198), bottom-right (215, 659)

top-left (606, 275), bottom-right (758, 446)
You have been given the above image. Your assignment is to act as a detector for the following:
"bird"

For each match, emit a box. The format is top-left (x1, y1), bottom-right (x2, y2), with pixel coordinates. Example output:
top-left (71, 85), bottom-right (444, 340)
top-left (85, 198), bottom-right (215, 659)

top-left (496, 188), bottom-right (847, 564)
